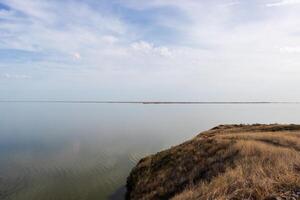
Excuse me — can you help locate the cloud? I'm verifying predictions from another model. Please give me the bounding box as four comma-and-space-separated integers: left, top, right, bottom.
219, 1, 240, 7
0, 0, 126, 60
101, 35, 119, 44
280, 46, 300, 53
1, 0, 300, 100
266, 0, 300, 7
131, 41, 172, 57
0, 73, 31, 79
72, 52, 81, 60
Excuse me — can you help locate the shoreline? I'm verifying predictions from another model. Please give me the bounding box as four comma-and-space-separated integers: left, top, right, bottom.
0, 100, 300, 104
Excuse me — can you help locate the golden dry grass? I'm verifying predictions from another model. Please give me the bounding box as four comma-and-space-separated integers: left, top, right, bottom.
126, 124, 300, 200
173, 140, 300, 200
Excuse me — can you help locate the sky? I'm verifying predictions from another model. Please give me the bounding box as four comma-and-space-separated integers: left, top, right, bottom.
1, 0, 300, 101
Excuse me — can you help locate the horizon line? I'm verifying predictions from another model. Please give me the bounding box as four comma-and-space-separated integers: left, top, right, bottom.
0, 100, 300, 104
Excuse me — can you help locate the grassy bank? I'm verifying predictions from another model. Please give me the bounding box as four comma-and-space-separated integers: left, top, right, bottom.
126, 124, 300, 200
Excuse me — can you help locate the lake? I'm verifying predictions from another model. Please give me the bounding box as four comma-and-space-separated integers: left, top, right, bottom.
1, 103, 300, 200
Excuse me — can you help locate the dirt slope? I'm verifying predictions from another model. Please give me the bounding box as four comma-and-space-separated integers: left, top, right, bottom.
126, 124, 300, 200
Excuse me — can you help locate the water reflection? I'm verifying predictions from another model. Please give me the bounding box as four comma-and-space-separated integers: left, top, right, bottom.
1, 103, 300, 199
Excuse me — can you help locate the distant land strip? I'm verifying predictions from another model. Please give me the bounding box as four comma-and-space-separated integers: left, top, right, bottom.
0, 100, 300, 104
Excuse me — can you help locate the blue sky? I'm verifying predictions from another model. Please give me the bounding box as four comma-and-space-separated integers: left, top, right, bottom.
1, 0, 300, 101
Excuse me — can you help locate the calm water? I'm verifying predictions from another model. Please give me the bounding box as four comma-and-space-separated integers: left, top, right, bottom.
1, 103, 300, 200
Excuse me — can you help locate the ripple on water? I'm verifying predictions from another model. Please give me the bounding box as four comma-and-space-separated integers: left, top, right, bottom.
0, 145, 146, 200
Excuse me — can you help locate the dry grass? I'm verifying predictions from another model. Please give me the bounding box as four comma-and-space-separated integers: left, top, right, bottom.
126, 124, 300, 200
174, 140, 300, 200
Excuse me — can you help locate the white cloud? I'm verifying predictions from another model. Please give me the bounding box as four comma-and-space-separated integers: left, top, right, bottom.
131, 41, 173, 57
131, 41, 153, 52
219, 1, 240, 7
0, 0, 126, 57
280, 46, 300, 53
2, 0, 300, 100
156, 47, 173, 57
0, 73, 31, 80
266, 0, 300, 7
73, 52, 81, 60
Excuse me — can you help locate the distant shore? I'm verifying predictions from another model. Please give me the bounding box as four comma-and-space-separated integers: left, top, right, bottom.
1, 100, 300, 104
